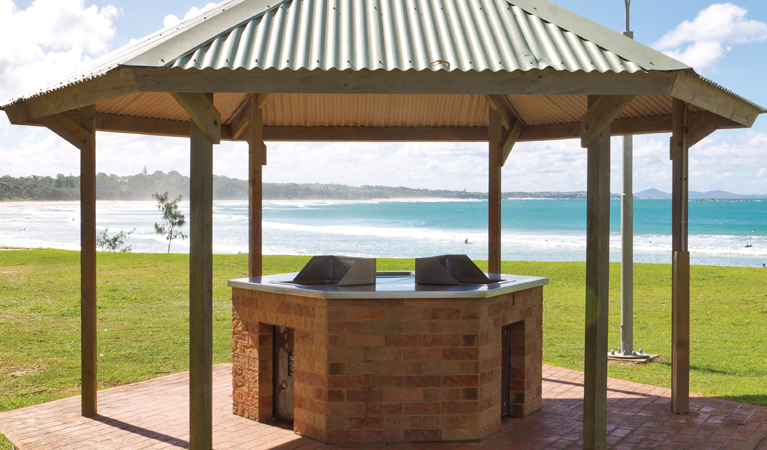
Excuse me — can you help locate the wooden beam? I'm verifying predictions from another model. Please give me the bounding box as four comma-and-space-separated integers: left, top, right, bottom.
37, 113, 94, 152
488, 108, 502, 274
89, 118, 491, 142
260, 126, 489, 142
3, 69, 139, 124
172, 92, 221, 144
583, 96, 611, 450
581, 95, 635, 147
671, 71, 762, 127
248, 95, 264, 278
501, 120, 522, 167
79, 106, 97, 417
485, 95, 523, 167
485, 95, 524, 129
133, 67, 679, 97
189, 93, 216, 450
53, 113, 738, 144
229, 100, 252, 141
95, 113, 190, 137
687, 113, 724, 148
229, 94, 272, 141
671, 99, 690, 414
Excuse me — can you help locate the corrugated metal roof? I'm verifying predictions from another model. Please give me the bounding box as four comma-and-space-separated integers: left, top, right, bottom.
168, 0, 646, 73
1, 0, 678, 108
1, 0, 763, 119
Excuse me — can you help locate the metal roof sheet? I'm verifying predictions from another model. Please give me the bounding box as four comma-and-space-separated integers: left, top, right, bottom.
167, 0, 647, 73
1, 0, 679, 108
1, 0, 763, 118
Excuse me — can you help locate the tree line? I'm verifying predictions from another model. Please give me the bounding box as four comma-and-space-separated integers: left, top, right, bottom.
0, 171, 599, 201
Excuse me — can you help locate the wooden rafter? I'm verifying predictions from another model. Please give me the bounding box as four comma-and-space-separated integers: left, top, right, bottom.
580, 95, 636, 148
485, 95, 523, 129
171, 92, 221, 144
486, 95, 523, 166
229, 94, 271, 140
501, 121, 522, 167
687, 112, 726, 148
37, 113, 94, 152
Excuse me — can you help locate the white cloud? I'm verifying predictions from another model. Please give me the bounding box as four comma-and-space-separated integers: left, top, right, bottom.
163, 2, 218, 29
0, 0, 119, 103
654, 3, 767, 70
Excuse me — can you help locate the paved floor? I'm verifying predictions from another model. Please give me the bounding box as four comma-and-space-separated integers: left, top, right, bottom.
1, 364, 766, 449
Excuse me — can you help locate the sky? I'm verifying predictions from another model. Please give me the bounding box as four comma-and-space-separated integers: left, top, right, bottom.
0, 0, 766, 194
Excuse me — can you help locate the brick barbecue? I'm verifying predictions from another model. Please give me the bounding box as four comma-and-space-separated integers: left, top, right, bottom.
229, 271, 547, 444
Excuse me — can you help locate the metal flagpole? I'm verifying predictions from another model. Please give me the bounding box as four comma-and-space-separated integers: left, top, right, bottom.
611, 0, 651, 362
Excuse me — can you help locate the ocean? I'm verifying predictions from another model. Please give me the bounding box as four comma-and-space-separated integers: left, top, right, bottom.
1, 199, 765, 267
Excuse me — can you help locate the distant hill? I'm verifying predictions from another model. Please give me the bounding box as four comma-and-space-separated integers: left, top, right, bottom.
635, 189, 767, 200
2, 172, 763, 201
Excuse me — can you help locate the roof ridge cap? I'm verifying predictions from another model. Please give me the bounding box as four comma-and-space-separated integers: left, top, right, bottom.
506, 0, 690, 72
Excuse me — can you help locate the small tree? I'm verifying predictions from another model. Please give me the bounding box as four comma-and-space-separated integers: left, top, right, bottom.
97, 228, 135, 252
153, 192, 187, 253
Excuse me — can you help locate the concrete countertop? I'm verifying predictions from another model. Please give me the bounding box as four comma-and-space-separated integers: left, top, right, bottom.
228, 271, 549, 299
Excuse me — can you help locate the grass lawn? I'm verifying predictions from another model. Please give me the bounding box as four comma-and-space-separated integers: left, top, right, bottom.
1, 249, 766, 447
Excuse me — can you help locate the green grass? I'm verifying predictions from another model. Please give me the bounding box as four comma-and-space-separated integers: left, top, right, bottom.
1, 249, 766, 447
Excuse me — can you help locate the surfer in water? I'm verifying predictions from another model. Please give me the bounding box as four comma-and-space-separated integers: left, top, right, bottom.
465, 238, 471, 244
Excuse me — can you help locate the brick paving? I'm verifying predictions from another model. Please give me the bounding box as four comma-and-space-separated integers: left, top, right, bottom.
1, 364, 766, 449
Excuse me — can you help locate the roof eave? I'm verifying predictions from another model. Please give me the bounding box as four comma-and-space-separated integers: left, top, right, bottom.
671, 71, 765, 127
2, 68, 139, 125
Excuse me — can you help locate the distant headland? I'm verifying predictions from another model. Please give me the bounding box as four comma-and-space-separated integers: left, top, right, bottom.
1, 171, 765, 202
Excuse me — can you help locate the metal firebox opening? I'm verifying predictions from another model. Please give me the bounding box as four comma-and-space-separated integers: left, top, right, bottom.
273, 326, 295, 422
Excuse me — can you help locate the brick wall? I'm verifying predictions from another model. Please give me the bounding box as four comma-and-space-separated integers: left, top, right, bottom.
232, 285, 543, 444
232, 289, 328, 442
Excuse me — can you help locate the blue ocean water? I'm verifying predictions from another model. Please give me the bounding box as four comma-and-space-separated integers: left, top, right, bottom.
0, 199, 765, 267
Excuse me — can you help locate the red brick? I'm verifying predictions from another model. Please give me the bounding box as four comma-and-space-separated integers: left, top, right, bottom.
328, 322, 366, 335
442, 401, 478, 414
404, 429, 441, 442
384, 389, 423, 402
328, 348, 365, 362
423, 308, 461, 320
365, 403, 403, 416
442, 375, 479, 387
326, 431, 366, 443
328, 390, 345, 402
328, 375, 365, 389
403, 348, 442, 361
385, 335, 423, 347
346, 389, 384, 402
404, 375, 441, 388
443, 348, 479, 360
326, 402, 364, 416
367, 375, 404, 388
347, 417, 384, 429
365, 429, 404, 442
347, 308, 386, 321
423, 334, 461, 347
365, 347, 402, 361
403, 402, 441, 415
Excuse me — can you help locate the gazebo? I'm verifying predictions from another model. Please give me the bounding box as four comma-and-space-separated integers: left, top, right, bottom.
1, 0, 764, 449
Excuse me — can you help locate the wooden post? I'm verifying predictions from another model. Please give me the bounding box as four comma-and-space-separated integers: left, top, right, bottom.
188, 93, 218, 450
80, 106, 97, 417
248, 95, 264, 277
488, 108, 502, 274
583, 96, 611, 450
671, 99, 690, 414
